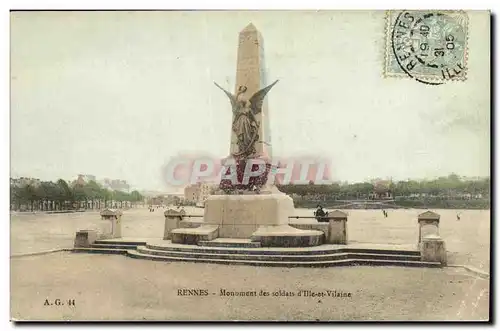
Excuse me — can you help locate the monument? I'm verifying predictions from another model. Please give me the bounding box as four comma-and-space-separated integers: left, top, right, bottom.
171, 23, 323, 246
72, 23, 447, 269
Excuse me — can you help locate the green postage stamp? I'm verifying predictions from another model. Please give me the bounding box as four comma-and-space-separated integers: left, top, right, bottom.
385, 10, 469, 85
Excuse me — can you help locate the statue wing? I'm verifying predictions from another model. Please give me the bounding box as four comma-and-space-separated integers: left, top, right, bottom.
249, 80, 279, 115
214, 82, 237, 112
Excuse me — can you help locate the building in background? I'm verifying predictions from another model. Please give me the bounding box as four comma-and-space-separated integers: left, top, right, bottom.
99, 178, 131, 193
184, 183, 215, 205
70, 174, 97, 187
370, 179, 393, 200
146, 193, 184, 206
83, 174, 96, 182
68, 175, 131, 192
71, 174, 86, 187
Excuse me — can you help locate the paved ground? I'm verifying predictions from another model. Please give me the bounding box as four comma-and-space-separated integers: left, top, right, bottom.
10, 207, 490, 321
10, 252, 489, 321
10, 207, 490, 272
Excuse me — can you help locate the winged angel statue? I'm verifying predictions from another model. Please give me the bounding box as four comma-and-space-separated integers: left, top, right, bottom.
214, 80, 279, 159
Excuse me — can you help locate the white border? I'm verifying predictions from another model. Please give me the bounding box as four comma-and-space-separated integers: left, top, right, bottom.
4, 0, 498, 10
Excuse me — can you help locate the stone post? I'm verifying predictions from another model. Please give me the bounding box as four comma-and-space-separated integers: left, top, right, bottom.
74, 230, 98, 248
417, 211, 446, 265
110, 214, 122, 238
99, 209, 123, 239
417, 210, 440, 245
164, 209, 186, 240
327, 210, 348, 245
420, 234, 447, 265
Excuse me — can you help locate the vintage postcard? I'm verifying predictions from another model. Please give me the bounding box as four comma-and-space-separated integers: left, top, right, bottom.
10, 10, 490, 321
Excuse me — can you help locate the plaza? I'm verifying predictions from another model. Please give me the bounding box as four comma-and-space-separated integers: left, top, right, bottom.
10, 207, 490, 321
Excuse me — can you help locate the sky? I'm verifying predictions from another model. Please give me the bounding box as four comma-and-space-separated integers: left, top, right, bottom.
10, 11, 490, 191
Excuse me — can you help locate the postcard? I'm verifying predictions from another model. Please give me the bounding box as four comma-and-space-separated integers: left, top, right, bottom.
10, 10, 490, 321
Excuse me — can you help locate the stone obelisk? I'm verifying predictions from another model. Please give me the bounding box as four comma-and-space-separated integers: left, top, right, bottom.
230, 23, 272, 158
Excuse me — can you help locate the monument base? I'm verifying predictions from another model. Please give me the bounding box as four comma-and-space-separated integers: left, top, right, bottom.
166, 191, 324, 247
204, 193, 294, 238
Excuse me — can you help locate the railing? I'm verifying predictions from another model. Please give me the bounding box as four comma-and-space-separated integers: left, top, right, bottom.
288, 216, 336, 220
169, 214, 203, 218
168, 214, 336, 221
167, 215, 335, 219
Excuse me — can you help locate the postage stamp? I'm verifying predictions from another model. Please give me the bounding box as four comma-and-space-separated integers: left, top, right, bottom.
385, 10, 469, 84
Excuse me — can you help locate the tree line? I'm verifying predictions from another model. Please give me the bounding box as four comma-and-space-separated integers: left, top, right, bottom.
276, 174, 490, 201
10, 178, 144, 212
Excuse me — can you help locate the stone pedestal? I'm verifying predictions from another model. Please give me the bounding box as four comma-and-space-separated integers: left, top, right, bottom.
100, 208, 123, 239
327, 210, 348, 244
418, 210, 440, 244
74, 230, 98, 248
110, 217, 122, 238
204, 193, 294, 238
163, 208, 186, 240
420, 235, 447, 265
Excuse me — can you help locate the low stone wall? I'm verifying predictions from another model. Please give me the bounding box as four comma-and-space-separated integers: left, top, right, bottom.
289, 219, 348, 245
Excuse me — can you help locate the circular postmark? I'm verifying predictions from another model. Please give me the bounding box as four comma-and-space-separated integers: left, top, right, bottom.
391, 11, 468, 85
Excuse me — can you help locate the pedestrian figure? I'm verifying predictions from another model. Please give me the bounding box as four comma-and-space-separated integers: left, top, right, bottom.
314, 205, 328, 222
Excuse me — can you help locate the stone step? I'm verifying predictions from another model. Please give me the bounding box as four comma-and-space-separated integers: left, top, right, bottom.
198, 239, 261, 248
94, 239, 148, 246
136, 246, 421, 262
146, 243, 421, 257
90, 243, 139, 249
72, 247, 128, 255
126, 250, 441, 268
